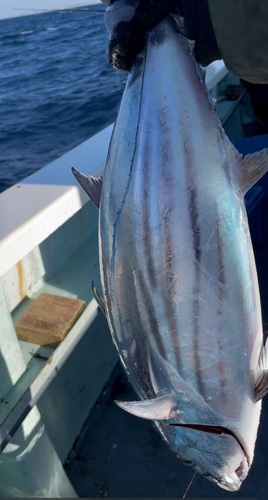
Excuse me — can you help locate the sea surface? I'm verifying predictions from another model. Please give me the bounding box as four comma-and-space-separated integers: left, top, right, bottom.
0, 5, 125, 192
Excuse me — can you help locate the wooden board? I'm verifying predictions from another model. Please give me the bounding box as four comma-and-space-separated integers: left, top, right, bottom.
15, 293, 86, 346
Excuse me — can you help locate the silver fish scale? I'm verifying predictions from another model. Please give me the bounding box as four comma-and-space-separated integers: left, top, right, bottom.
98, 16, 263, 478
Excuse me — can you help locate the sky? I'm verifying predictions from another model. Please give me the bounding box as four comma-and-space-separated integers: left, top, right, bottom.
0, 0, 101, 20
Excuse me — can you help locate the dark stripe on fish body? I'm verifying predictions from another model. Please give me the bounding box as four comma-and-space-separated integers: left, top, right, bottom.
140, 135, 158, 291
161, 201, 182, 366
214, 218, 228, 406
189, 186, 205, 395
142, 210, 158, 290
183, 140, 205, 395
136, 268, 167, 359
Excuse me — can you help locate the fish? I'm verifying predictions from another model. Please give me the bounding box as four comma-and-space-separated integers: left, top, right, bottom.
72, 15, 268, 492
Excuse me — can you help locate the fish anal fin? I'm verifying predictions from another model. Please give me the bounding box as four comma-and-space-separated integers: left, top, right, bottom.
115, 393, 180, 420
254, 339, 268, 401
92, 281, 106, 316
72, 167, 102, 209
238, 149, 268, 195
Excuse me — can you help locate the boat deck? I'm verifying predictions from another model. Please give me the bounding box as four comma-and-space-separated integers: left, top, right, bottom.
65, 176, 268, 499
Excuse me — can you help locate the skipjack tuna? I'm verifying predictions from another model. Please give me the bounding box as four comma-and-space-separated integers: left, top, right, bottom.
73, 15, 268, 492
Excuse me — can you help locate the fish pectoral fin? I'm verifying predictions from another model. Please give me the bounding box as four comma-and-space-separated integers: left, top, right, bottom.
254, 340, 268, 401
91, 281, 106, 316
115, 394, 179, 420
72, 167, 102, 209
238, 149, 268, 195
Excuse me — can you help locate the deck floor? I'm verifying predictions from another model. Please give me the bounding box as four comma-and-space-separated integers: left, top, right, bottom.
65, 191, 268, 499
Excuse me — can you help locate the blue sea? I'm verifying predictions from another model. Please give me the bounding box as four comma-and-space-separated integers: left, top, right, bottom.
0, 5, 125, 193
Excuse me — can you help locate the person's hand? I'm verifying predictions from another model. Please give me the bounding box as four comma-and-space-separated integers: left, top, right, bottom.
102, 0, 221, 72
103, 0, 268, 85
104, 0, 180, 72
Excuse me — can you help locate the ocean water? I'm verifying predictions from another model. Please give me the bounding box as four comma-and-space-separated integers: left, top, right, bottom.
0, 5, 125, 193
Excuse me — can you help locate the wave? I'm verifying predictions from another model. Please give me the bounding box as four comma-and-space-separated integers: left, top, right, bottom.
0, 5, 124, 193
20, 30, 34, 35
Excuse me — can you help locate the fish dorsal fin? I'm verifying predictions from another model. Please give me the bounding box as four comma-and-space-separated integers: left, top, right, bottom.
115, 394, 179, 420
254, 340, 268, 402
72, 167, 102, 209
91, 281, 106, 316
237, 149, 268, 195
181, 36, 195, 54
195, 62, 206, 84
171, 15, 195, 53
171, 14, 185, 31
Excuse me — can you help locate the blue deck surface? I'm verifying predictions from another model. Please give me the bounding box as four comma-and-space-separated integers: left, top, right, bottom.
65, 134, 268, 499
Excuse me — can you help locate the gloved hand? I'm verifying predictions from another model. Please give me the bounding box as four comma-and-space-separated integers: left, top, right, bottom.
102, 0, 221, 72
103, 0, 268, 85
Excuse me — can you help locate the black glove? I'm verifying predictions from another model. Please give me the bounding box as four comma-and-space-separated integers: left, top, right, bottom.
103, 0, 221, 72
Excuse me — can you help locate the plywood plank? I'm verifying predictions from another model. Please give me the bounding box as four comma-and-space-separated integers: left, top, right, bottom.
15, 293, 85, 346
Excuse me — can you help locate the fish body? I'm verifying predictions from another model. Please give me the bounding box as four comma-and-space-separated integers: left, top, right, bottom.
73, 16, 268, 491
